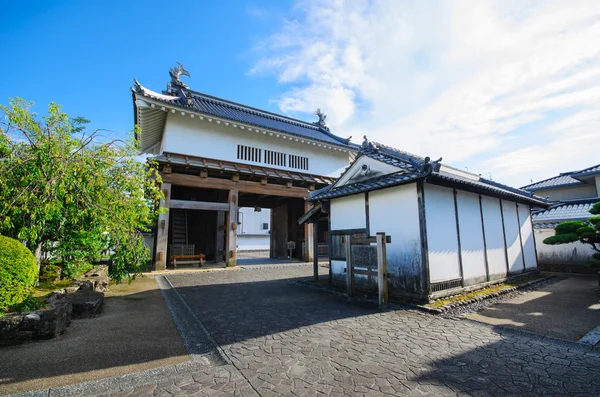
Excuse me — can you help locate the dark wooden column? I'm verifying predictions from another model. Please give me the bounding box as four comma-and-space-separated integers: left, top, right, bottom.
304, 201, 315, 263
154, 183, 171, 271
313, 219, 319, 281
225, 190, 238, 267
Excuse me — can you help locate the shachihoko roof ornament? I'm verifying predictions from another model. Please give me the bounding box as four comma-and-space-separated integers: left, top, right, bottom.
169, 62, 191, 88
313, 108, 329, 131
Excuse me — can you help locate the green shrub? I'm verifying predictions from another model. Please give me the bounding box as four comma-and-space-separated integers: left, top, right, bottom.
0, 235, 38, 312
9, 295, 43, 313
39, 262, 61, 284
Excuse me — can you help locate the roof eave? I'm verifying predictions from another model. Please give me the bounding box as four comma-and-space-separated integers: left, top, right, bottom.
135, 93, 356, 152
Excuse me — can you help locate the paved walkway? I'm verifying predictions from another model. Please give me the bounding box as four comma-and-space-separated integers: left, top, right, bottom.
113, 265, 600, 397
468, 274, 600, 342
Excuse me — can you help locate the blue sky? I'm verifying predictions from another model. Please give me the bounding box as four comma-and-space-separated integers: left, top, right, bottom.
0, 1, 292, 137
1, 0, 599, 187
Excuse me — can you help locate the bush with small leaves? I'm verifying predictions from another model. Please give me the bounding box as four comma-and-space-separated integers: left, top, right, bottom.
0, 235, 38, 312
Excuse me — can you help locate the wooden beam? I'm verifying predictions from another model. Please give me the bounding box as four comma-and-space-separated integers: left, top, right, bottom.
345, 235, 354, 300
161, 172, 310, 198
305, 201, 315, 264
376, 232, 389, 309
225, 190, 238, 267
313, 217, 319, 281
232, 174, 240, 182
170, 199, 229, 212
200, 170, 208, 178
155, 183, 171, 271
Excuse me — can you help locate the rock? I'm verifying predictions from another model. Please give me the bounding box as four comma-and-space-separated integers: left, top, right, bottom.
21, 312, 41, 331
66, 291, 104, 319
65, 286, 80, 294
35, 302, 72, 339
0, 314, 24, 343
72, 279, 94, 291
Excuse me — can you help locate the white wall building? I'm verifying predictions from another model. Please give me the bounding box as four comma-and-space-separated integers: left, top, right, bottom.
237, 207, 271, 251
307, 140, 548, 301
522, 164, 600, 265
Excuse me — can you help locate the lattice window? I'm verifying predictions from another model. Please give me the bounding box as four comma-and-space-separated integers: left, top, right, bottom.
237, 144, 262, 163
264, 149, 287, 167
288, 154, 309, 170
237, 145, 309, 171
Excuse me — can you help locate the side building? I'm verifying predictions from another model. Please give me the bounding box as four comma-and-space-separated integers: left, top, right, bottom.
522, 164, 600, 265
133, 65, 356, 269
304, 139, 548, 301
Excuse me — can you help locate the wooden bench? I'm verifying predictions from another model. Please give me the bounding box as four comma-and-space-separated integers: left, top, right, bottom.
169, 244, 205, 268
171, 254, 206, 268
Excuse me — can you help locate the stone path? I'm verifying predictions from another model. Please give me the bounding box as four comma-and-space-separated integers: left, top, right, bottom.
111, 265, 600, 397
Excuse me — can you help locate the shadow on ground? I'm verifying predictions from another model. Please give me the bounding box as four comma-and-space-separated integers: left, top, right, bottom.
0, 277, 189, 396
468, 274, 600, 341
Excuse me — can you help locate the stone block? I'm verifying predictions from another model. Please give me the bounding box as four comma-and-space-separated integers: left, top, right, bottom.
35, 302, 72, 339
66, 290, 104, 319
0, 314, 24, 343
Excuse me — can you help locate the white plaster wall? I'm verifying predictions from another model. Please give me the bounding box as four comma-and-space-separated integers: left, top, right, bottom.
237, 235, 270, 251
161, 113, 352, 177
238, 207, 271, 235
368, 184, 423, 292
535, 228, 597, 264
532, 185, 597, 202
481, 196, 508, 280
424, 184, 461, 282
456, 191, 487, 285
502, 200, 524, 273
518, 204, 537, 270
330, 194, 367, 231
335, 156, 401, 187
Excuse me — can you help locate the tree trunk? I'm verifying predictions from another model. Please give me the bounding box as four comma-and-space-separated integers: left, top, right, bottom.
34, 242, 42, 287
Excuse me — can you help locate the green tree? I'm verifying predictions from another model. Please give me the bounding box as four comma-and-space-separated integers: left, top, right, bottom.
0, 98, 163, 283
543, 201, 600, 262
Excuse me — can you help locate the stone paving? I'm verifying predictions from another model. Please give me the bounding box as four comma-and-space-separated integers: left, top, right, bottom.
112, 265, 600, 397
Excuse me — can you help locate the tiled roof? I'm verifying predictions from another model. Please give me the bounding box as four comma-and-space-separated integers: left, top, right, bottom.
521, 174, 584, 191
307, 171, 423, 201
532, 199, 597, 223
133, 81, 354, 149
521, 163, 600, 191
308, 142, 548, 206
572, 164, 600, 177
151, 153, 336, 185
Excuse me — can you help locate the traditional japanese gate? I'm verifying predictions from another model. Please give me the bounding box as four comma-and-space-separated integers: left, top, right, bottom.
345, 232, 391, 309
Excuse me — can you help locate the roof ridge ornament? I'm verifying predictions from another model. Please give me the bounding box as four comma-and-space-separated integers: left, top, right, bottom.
411, 156, 442, 175
313, 108, 329, 131
360, 135, 377, 151
169, 62, 191, 88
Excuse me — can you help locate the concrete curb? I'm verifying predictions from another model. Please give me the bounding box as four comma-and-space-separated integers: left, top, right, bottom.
157, 275, 229, 366
5, 277, 227, 397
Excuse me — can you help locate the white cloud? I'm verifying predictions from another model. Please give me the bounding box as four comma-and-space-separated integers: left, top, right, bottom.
252, 0, 600, 187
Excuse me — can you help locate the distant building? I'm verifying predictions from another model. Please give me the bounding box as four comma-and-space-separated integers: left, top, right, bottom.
237, 207, 271, 251
522, 164, 600, 265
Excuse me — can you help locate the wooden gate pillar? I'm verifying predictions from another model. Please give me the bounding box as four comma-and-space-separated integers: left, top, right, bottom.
155, 183, 171, 271
225, 190, 238, 267
304, 201, 315, 263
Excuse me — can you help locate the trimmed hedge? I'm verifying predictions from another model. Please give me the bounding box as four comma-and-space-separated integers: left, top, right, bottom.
0, 235, 38, 312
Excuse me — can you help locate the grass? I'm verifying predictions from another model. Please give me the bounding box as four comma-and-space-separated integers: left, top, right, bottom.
426, 274, 546, 308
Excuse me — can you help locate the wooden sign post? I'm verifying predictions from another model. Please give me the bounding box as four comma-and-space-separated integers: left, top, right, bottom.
376, 232, 389, 309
